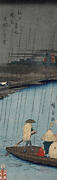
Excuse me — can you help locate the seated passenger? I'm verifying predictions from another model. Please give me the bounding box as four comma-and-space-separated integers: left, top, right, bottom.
41, 129, 56, 155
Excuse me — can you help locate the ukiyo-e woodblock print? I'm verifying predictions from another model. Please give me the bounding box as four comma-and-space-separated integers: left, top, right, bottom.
0, 0, 57, 180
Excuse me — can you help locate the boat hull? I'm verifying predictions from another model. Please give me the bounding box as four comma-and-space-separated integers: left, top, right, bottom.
6, 146, 57, 167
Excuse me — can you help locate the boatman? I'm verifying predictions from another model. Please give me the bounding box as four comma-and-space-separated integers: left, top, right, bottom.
22, 119, 36, 148
14, 119, 36, 148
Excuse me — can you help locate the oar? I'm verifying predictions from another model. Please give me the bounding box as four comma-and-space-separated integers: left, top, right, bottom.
5, 140, 23, 156
14, 139, 23, 146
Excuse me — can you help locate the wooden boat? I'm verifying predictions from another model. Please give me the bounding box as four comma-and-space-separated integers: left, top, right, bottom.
6, 146, 57, 167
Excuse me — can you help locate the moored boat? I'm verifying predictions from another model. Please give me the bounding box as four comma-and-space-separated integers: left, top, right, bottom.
6, 146, 57, 167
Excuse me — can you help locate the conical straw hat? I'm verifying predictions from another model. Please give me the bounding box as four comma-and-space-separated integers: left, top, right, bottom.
25, 119, 35, 123
41, 129, 56, 142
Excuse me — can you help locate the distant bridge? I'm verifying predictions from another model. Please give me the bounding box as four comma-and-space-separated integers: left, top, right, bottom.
8, 49, 57, 63
9, 49, 57, 58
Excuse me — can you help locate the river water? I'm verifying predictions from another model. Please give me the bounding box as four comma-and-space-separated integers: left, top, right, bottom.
0, 82, 57, 179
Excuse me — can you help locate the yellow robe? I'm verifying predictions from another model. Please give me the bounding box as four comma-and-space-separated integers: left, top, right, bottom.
22, 123, 32, 141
